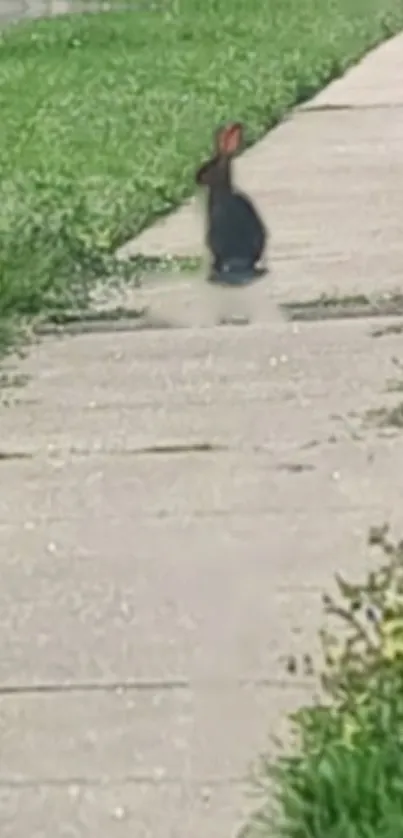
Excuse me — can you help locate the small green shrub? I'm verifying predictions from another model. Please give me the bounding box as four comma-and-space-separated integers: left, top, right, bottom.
252, 525, 403, 838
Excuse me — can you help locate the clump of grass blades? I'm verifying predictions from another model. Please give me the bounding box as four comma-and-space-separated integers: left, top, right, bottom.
250, 525, 403, 838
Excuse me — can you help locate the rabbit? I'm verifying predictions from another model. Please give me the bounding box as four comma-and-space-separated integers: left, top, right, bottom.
195, 122, 268, 286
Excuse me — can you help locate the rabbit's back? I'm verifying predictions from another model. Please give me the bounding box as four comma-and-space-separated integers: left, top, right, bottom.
207, 189, 266, 271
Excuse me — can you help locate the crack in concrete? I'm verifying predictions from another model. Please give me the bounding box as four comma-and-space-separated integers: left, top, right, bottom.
0, 775, 245, 790
302, 102, 403, 112
0, 451, 33, 461
0, 676, 313, 698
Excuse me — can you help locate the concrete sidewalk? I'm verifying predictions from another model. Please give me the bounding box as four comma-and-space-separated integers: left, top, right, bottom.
2, 34, 403, 838
0, 2, 122, 25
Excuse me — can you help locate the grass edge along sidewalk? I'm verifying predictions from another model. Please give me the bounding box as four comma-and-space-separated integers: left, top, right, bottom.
1, 0, 403, 354
244, 525, 403, 838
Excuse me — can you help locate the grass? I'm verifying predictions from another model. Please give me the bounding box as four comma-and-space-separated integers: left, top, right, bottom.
245, 526, 403, 838
1, 0, 403, 348
372, 322, 403, 338
366, 401, 403, 430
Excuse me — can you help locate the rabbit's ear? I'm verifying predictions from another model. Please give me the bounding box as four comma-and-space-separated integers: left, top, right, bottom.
217, 122, 243, 155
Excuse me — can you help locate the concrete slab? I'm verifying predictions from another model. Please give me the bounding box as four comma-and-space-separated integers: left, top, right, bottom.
304, 34, 403, 108
1, 438, 403, 523
0, 1, 128, 23
1, 685, 308, 784
0, 501, 397, 690
0, 317, 399, 457
0, 783, 250, 838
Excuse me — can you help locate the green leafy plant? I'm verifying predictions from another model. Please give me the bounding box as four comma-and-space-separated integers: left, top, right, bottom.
248, 526, 403, 838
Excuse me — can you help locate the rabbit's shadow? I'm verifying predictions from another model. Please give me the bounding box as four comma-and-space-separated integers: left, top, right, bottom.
141, 308, 252, 330
139, 276, 269, 330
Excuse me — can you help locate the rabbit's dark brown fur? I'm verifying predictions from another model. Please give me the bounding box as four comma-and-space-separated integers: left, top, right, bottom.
196, 123, 267, 284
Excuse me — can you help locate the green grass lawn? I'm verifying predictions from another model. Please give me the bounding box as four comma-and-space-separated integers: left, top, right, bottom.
246, 527, 403, 838
0, 0, 403, 342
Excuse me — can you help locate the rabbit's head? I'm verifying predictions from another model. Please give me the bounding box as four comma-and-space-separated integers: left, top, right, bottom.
195, 122, 243, 189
